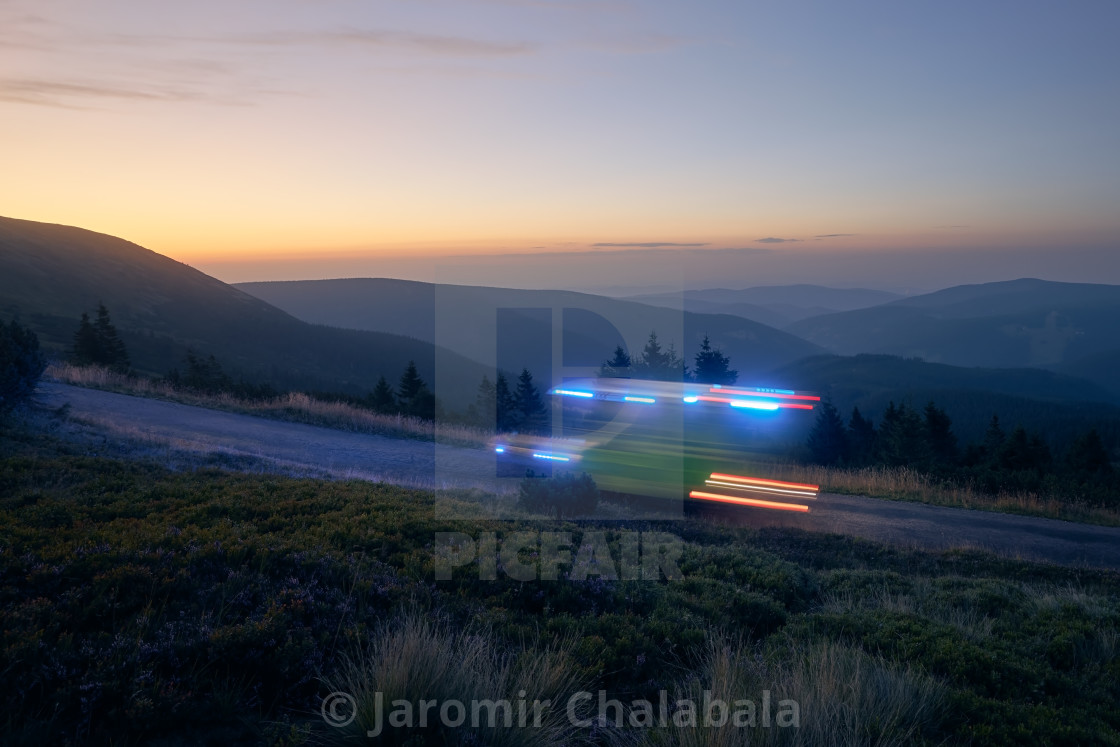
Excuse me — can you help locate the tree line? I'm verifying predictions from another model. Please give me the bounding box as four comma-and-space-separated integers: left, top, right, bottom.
600, 331, 738, 385
807, 398, 1116, 503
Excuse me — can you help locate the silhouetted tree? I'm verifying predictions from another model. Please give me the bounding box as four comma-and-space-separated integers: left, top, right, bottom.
878, 402, 926, 466
692, 335, 738, 385
983, 415, 1005, 462
1000, 425, 1050, 473
0, 318, 46, 415
70, 303, 129, 371
71, 313, 100, 366
495, 372, 517, 432
923, 401, 957, 466
181, 351, 232, 393
515, 368, 548, 434
632, 331, 687, 381
599, 345, 632, 378
368, 375, 396, 414
397, 360, 434, 419
848, 407, 877, 466
94, 304, 129, 371
1066, 429, 1112, 475
806, 399, 848, 465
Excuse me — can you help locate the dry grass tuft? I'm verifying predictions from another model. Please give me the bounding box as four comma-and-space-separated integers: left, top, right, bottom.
321, 610, 594, 746
648, 636, 947, 747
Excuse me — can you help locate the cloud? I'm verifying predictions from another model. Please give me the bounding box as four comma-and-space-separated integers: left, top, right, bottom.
755, 237, 800, 244
814, 233, 857, 238
234, 29, 535, 57
0, 77, 217, 108
593, 242, 709, 248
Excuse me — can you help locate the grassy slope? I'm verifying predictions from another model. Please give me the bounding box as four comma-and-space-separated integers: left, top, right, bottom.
0, 216, 487, 405
1, 432, 1117, 745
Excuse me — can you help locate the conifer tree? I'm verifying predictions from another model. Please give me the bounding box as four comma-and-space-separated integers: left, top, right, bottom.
1067, 429, 1112, 475
806, 399, 848, 465
692, 335, 738, 385
599, 345, 631, 378
515, 368, 548, 434
70, 303, 129, 371
632, 331, 687, 381
368, 375, 396, 414
922, 401, 957, 466
983, 415, 1006, 465
94, 303, 129, 371
71, 312, 100, 366
494, 372, 517, 432
397, 361, 433, 418
878, 402, 925, 466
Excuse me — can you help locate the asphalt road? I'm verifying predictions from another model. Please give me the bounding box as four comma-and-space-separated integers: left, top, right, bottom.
36, 382, 1120, 570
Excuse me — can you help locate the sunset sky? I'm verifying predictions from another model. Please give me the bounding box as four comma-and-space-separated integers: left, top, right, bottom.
2, 0, 1118, 290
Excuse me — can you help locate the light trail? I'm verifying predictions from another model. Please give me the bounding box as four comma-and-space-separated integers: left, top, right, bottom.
704, 479, 818, 498
708, 472, 820, 491
709, 387, 821, 402
728, 399, 781, 411
533, 452, 572, 462
689, 490, 810, 512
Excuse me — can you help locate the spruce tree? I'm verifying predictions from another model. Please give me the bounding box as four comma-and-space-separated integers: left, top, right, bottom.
806, 399, 848, 465
397, 361, 433, 418
368, 375, 396, 414
515, 368, 548, 434
632, 331, 686, 381
1067, 429, 1112, 475
94, 303, 130, 371
71, 312, 100, 366
494, 372, 517, 432
922, 401, 957, 466
70, 304, 129, 371
692, 335, 738, 385
878, 402, 925, 466
599, 345, 631, 378
983, 415, 1005, 466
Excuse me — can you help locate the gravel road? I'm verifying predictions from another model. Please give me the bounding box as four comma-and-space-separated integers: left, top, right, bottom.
36, 382, 1120, 570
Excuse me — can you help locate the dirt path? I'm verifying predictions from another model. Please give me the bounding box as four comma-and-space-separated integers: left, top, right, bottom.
36, 382, 1120, 570
36, 382, 495, 491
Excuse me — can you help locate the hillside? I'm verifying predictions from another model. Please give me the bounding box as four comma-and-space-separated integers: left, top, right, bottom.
623, 284, 902, 327
235, 278, 824, 380
0, 216, 487, 404
787, 278, 1120, 367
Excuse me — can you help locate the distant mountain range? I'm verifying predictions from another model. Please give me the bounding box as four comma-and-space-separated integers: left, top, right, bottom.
4, 215, 1119, 443
234, 278, 825, 381
786, 278, 1120, 369
621, 285, 902, 327
0, 216, 488, 404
